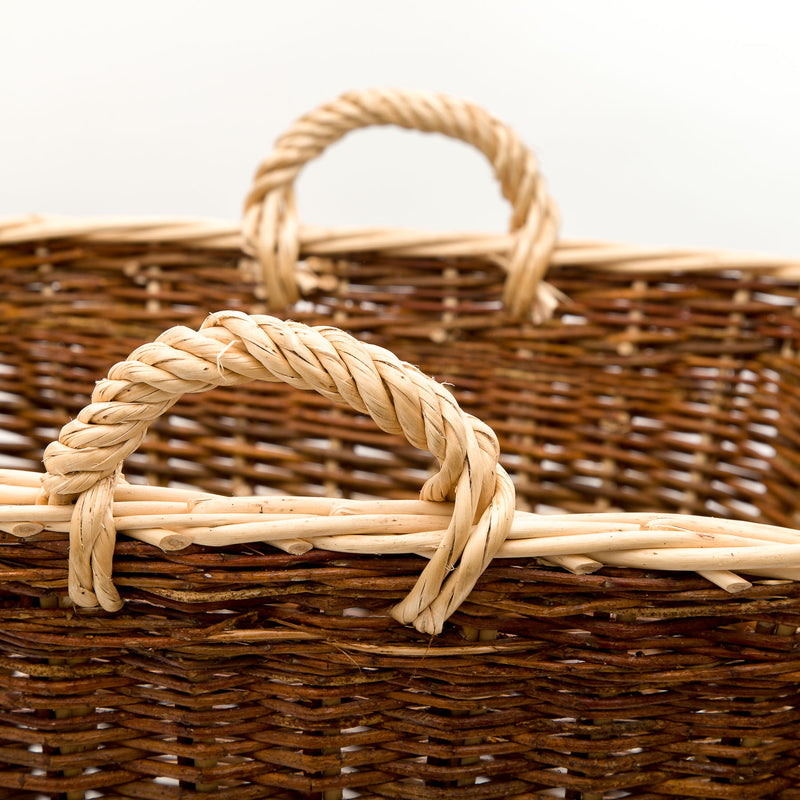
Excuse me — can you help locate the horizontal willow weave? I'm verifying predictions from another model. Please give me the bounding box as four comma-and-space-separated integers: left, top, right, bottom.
2, 88, 800, 799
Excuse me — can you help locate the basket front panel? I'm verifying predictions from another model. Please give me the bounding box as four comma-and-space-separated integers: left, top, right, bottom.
1, 546, 800, 799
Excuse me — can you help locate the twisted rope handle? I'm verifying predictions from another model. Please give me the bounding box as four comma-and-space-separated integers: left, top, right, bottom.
243, 87, 560, 319
41, 311, 515, 634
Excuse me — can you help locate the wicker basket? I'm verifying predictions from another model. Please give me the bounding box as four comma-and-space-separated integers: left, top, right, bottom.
2, 88, 800, 800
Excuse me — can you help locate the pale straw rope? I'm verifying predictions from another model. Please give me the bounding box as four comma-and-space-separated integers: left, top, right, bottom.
38, 311, 515, 635
241, 88, 560, 319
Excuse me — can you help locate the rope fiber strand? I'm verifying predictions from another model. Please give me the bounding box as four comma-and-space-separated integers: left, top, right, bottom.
41, 311, 515, 634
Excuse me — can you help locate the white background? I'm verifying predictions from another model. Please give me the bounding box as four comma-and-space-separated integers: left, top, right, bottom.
1, 0, 799, 255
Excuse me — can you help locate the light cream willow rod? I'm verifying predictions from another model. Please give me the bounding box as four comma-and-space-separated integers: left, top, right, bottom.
4, 468, 800, 595
2, 216, 799, 279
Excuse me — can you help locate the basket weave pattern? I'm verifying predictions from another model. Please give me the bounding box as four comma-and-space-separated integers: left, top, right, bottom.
2, 89, 800, 799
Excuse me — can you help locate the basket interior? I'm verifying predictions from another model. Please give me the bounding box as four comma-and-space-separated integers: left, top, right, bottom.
2, 241, 799, 528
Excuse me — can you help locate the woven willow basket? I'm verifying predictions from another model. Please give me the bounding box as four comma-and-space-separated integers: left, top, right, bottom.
2, 89, 800, 800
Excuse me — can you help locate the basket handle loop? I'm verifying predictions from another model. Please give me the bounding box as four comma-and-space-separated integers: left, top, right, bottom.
41, 310, 515, 635
243, 88, 560, 320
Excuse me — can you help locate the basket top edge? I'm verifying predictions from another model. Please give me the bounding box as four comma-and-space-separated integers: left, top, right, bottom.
1, 214, 799, 278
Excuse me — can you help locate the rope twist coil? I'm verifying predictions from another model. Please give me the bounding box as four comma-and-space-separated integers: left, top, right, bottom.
42, 311, 515, 634
242, 88, 560, 319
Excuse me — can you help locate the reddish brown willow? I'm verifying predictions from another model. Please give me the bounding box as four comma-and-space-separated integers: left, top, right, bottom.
2, 88, 800, 800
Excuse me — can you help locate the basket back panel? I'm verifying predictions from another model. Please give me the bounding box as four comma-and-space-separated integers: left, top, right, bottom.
2, 245, 797, 528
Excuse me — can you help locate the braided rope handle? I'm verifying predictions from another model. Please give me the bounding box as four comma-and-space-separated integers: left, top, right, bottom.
41, 311, 515, 635
242, 87, 560, 319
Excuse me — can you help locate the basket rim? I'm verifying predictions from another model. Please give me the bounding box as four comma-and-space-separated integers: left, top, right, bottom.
2, 214, 799, 280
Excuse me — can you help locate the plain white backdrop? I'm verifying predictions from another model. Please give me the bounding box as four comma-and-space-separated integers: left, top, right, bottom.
1, 0, 799, 255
